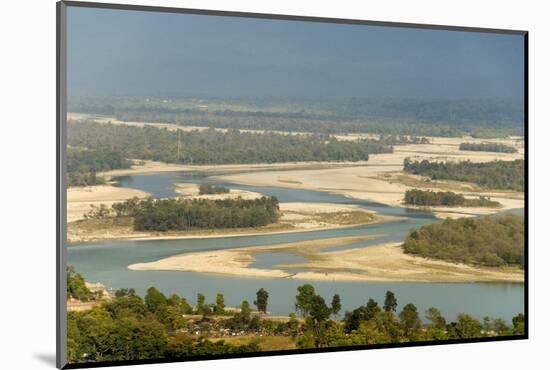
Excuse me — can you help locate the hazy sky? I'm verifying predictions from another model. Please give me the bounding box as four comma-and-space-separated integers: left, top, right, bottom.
67, 6, 524, 100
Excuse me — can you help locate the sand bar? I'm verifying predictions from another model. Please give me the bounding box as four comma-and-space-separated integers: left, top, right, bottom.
174, 183, 264, 200
216, 136, 524, 219
67, 201, 392, 243
67, 185, 150, 222
129, 237, 523, 283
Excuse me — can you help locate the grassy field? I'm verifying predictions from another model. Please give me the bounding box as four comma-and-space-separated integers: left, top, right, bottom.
214, 335, 296, 351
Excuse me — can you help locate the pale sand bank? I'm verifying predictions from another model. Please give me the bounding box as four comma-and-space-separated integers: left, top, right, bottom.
99, 160, 191, 179
174, 183, 264, 200
129, 236, 377, 278
99, 159, 368, 180
69, 112, 371, 141
67, 202, 390, 243
129, 237, 523, 283
216, 137, 524, 219
67, 185, 150, 222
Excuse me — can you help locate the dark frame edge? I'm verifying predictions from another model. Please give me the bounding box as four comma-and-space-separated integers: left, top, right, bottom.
523, 32, 529, 339
57, 1, 68, 369
62, 334, 527, 369
61, 0, 527, 35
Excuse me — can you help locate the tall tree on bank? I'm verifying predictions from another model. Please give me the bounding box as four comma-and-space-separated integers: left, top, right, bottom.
295, 284, 317, 317
214, 293, 226, 315
196, 293, 210, 315
384, 291, 398, 313
254, 288, 269, 314
145, 287, 167, 313
308, 295, 332, 348
331, 294, 342, 318
240, 300, 251, 322
399, 303, 421, 336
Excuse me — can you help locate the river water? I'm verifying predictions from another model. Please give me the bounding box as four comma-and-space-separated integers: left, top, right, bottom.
67, 171, 524, 322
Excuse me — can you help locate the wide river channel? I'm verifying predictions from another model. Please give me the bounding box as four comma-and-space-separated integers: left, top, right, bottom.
67, 171, 524, 321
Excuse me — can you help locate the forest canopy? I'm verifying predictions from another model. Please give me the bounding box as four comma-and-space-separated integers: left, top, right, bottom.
459, 142, 517, 153
404, 189, 500, 207
403, 158, 524, 191
69, 96, 524, 138
66, 269, 525, 364
67, 148, 132, 187
402, 215, 524, 268
95, 196, 281, 231
68, 121, 393, 165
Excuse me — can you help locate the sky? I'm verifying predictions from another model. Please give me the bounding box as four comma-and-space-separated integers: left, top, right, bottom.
67, 6, 525, 100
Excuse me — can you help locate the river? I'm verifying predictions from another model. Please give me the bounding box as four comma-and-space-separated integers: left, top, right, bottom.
67, 171, 524, 322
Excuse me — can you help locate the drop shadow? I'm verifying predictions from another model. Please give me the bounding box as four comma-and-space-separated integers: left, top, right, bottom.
34, 353, 57, 367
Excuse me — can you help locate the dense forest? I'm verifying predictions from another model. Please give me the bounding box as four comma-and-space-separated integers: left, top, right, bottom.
87, 196, 281, 231
459, 142, 517, 153
402, 215, 524, 268
68, 121, 393, 164
67, 270, 525, 364
403, 158, 524, 191
404, 189, 500, 207
69, 96, 524, 138
67, 148, 132, 187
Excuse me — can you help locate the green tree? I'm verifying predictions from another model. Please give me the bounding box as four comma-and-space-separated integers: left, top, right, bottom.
366, 298, 381, 319
425, 307, 446, 329
448, 314, 482, 339
343, 299, 381, 333
286, 313, 300, 337
240, 300, 251, 321
310, 295, 331, 324
425, 307, 447, 340
399, 303, 421, 335
357, 311, 403, 345
114, 288, 136, 298
306, 295, 332, 348
512, 313, 525, 335
196, 293, 210, 315
214, 293, 226, 315
330, 294, 342, 317
166, 294, 192, 314
383, 291, 397, 313
254, 288, 269, 314
482, 317, 510, 335
295, 284, 316, 317
67, 266, 95, 302
144, 287, 167, 313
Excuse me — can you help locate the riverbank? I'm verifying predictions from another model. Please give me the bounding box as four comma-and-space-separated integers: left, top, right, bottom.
99, 159, 370, 180
174, 183, 264, 200
67, 185, 150, 222
71, 112, 524, 219
216, 136, 524, 219
67, 202, 392, 243
128, 236, 524, 283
